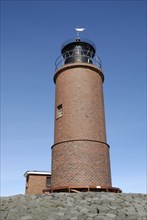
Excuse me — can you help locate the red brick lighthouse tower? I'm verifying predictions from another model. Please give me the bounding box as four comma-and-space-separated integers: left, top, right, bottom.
51, 30, 121, 193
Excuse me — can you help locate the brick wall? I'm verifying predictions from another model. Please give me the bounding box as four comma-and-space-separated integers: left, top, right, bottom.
54, 63, 106, 143
52, 140, 112, 187
52, 63, 112, 188
25, 175, 49, 194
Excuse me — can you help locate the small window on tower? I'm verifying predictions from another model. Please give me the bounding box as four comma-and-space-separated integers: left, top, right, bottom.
57, 104, 62, 118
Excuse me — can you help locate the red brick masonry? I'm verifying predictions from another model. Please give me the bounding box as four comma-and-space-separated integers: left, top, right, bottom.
24, 172, 51, 194
52, 63, 112, 189
52, 140, 111, 187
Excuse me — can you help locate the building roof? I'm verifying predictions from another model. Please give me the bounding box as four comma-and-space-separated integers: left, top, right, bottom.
24, 170, 51, 177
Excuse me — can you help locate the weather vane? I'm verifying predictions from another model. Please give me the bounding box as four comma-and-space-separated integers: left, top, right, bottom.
75, 27, 86, 38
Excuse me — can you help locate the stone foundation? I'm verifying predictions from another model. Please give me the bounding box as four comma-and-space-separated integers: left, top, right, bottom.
1, 192, 147, 220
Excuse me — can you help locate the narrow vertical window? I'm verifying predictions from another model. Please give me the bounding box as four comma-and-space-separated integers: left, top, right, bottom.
46, 176, 51, 186
57, 104, 62, 118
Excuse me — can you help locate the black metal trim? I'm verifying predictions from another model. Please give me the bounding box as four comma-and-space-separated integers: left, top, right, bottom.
61, 37, 96, 51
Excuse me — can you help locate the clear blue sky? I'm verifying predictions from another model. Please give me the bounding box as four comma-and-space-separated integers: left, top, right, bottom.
1, 0, 146, 196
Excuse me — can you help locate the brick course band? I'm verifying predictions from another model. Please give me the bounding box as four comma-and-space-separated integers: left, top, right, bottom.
51, 139, 110, 149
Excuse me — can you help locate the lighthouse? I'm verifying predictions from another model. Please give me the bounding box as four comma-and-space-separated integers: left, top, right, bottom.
51, 31, 121, 193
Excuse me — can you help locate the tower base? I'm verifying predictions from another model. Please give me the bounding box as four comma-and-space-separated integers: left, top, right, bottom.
43, 185, 122, 194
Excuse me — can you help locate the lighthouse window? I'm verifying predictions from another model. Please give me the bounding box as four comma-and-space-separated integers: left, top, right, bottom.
57, 104, 62, 118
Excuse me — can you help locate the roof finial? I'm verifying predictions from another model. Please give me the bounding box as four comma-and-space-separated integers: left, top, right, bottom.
75, 27, 85, 39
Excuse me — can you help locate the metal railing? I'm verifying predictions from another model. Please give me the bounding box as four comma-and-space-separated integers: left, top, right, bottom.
55, 52, 102, 70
